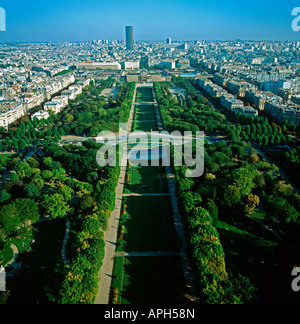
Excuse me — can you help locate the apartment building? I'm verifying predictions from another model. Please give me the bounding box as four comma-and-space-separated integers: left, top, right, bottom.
237, 106, 258, 117
198, 78, 227, 98
122, 61, 140, 70
226, 80, 257, 98
0, 101, 25, 129
61, 89, 76, 100
265, 99, 300, 126
220, 94, 244, 111
68, 85, 82, 97
44, 101, 62, 114
78, 62, 122, 70
245, 91, 272, 110
77, 78, 92, 89
31, 110, 50, 120
22, 92, 44, 112
213, 73, 228, 87
51, 95, 69, 109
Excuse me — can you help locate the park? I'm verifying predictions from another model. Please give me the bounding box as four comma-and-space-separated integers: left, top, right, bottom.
110, 86, 186, 304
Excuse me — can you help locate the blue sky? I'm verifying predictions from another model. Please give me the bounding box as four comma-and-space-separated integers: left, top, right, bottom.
0, 0, 299, 42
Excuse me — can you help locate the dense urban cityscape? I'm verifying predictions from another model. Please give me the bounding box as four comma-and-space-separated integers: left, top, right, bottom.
0, 10, 299, 307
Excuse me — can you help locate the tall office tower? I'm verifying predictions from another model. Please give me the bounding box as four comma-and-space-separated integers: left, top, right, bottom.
126, 26, 134, 51
166, 37, 172, 44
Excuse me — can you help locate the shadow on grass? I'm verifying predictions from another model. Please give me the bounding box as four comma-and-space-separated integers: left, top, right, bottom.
6, 218, 66, 304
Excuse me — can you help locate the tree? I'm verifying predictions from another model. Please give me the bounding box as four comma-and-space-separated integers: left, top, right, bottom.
19, 139, 27, 151
15, 162, 33, 179
0, 189, 11, 204
266, 196, 299, 223
230, 166, 258, 197
245, 194, 260, 212
224, 274, 255, 304
223, 185, 242, 208
0, 198, 40, 235
59, 185, 74, 202
42, 170, 53, 180
24, 182, 39, 199
41, 193, 70, 219
273, 181, 294, 198
205, 199, 219, 225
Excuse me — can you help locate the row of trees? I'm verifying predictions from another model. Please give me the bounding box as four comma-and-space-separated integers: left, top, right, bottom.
0, 80, 136, 304
158, 77, 300, 303
57, 82, 135, 304
0, 114, 63, 152
154, 81, 227, 135
226, 113, 293, 146
176, 172, 255, 304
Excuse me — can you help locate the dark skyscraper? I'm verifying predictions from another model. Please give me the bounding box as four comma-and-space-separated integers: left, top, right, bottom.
126, 26, 134, 51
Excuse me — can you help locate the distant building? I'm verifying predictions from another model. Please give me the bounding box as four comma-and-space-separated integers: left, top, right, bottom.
78, 62, 121, 70
265, 100, 300, 126
122, 62, 140, 70
126, 74, 140, 82
31, 110, 50, 121
22, 92, 44, 112
52, 95, 69, 109
0, 101, 25, 129
126, 26, 134, 51
166, 37, 172, 44
236, 106, 258, 117
176, 58, 190, 69
213, 74, 228, 87
126, 71, 168, 83
220, 94, 244, 111
226, 80, 256, 98
44, 101, 62, 114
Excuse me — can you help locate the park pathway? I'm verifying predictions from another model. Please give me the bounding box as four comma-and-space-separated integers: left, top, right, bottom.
122, 193, 170, 197
114, 251, 180, 258
95, 84, 137, 305
61, 216, 70, 266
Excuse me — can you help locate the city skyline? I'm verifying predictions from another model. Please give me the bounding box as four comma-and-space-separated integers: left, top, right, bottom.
0, 0, 299, 42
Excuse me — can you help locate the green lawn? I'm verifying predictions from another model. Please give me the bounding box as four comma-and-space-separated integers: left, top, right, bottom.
112, 256, 183, 304
134, 121, 156, 132
7, 219, 66, 304
133, 104, 155, 132
216, 219, 279, 267
124, 165, 168, 194
216, 217, 286, 303
136, 87, 153, 103
125, 196, 170, 252
135, 104, 154, 114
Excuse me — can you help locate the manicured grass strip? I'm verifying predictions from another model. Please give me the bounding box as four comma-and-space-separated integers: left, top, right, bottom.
111, 256, 125, 304
136, 87, 153, 103
134, 121, 156, 132
119, 256, 182, 304
124, 165, 168, 194
125, 196, 169, 252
